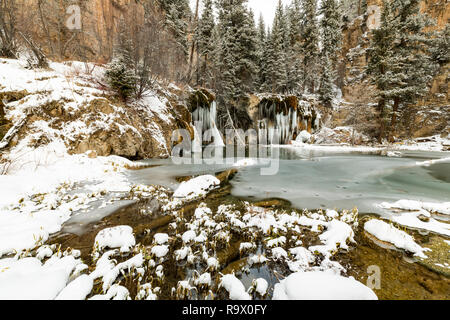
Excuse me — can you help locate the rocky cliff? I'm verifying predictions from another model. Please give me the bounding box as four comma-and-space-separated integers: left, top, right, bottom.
338, 0, 449, 139
16, 0, 146, 62
0, 58, 193, 163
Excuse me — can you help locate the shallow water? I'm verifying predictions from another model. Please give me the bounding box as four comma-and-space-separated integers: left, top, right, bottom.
126, 147, 450, 216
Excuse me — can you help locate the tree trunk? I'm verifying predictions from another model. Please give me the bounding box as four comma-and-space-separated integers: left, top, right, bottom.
0, 103, 5, 123
378, 98, 385, 143
187, 0, 199, 83
389, 97, 400, 143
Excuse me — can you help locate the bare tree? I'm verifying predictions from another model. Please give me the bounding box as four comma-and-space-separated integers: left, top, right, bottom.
0, 0, 18, 58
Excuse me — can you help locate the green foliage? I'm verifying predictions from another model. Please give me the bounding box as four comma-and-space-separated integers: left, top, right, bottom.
301, 0, 320, 93
105, 38, 136, 102
215, 0, 258, 105
430, 24, 450, 65
367, 0, 437, 105
319, 54, 335, 108
320, 0, 342, 64
161, 0, 192, 57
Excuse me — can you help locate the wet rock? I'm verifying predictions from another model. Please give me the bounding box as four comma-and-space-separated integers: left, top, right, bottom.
418, 214, 430, 223
216, 240, 241, 267
221, 257, 248, 275
254, 198, 292, 208
216, 169, 238, 186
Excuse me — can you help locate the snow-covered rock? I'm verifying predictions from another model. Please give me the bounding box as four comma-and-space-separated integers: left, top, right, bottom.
173, 175, 220, 199
219, 274, 251, 300
94, 226, 136, 253
295, 130, 312, 143
364, 219, 429, 258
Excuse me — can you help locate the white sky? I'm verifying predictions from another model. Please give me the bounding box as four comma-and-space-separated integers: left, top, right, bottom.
189, 0, 293, 26
247, 0, 292, 25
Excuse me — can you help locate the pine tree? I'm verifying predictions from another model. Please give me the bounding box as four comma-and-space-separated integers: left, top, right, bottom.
260, 27, 274, 92
106, 18, 137, 100
285, 0, 303, 93
318, 0, 342, 105
105, 33, 136, 102
266, 0, 288, 93
319, 54, 334, 108
162, 0, 191, 58
320, 0, 342, 64
367, 0, 437, 142
196, 0, 215, 86
430, 24, 450, 65
366, 0, 394, 141
215, 0, 257, 103
341, 0, 367, 23
256, 14, 267, 90
238, 8, 259, 93
301, 0, 320, 93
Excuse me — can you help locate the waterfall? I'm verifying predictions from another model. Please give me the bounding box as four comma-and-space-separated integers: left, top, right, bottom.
256, 96, 320, 145
192, 100, 224, 147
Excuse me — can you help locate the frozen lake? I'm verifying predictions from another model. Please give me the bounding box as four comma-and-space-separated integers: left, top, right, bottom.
126, 146, 450, 215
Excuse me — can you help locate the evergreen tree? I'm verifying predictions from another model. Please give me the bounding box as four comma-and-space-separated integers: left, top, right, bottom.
105, 28, 136, 102
238, 8, 259, 93
162, 0, 192, 58
318, 0, 342, 105
260, 27, 274, 92
301, 0, 320, 93
256, 14, 267, 90
215, 0, 257, 103
320, 0, 342, 64
430, 24, 450, 65
285, 0, 303, 93
319, 54, 335, 108
367, 0, 437, 142
266, 0, 288, 93
366, 0, 394, 141
341, 0, 367, 23
196, 0, 215, 86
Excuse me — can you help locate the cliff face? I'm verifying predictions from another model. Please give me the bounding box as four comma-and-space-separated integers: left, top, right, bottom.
341, 0, 449, 106
17, 0, 145, 62
339, 0, 449, 139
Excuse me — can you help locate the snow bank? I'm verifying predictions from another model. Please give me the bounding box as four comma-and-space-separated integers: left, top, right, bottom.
0, 255, 81, 300
272, 271, 377, 300
364, 219, 429, 259
283, 143, 381, 153
391, 135, 450, 152
153, 233, 169, 245
380, 199, 450, 216
253, 278, 268, 296
379, 200, 450, 236
55, 275, 93, 300
392, 212, 450, 237
89, 284, 130, 300
0, 153, 143, 257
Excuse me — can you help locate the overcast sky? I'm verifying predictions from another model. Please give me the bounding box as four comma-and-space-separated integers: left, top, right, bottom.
189, 0, 293, 26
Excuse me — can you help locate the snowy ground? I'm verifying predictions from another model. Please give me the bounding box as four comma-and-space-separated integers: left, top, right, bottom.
288, 131, 450, 154
0, 57, 175, 163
